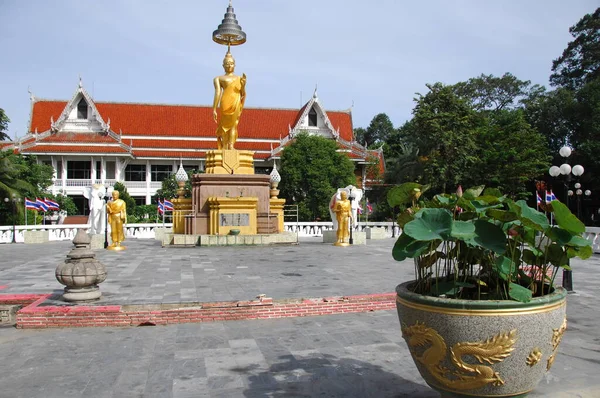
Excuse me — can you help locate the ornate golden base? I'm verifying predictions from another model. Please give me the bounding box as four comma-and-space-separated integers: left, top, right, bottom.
205, 150, 255, 175
334, 242, 350, 247
106, 245, 126, 251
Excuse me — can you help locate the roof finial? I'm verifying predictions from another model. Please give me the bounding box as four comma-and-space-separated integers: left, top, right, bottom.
313, 84, 318, 99
229, 0, 232, 6
78, 75, 83, 88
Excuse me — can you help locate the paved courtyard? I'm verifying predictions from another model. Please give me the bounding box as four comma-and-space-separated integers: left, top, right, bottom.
0, 238, 599, 397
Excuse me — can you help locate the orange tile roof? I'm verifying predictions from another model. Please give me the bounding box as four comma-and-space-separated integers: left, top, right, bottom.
40, 132, 116, 143
29, 100, 353, 141
23, 145, 128, 154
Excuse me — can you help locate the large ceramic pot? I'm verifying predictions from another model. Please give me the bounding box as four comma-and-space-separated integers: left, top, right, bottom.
396, 281, 567, 398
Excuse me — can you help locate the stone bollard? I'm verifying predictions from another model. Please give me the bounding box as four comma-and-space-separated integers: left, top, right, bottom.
55, 229, 107, 302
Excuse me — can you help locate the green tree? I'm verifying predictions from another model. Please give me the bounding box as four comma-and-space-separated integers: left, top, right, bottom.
153, 169, 198, 202
408, 83, 480, 194
472, 109, 550, 199
279, 132, 356, 221
0, 108, 10, 141
112, 181, 136, 216
550, 7, 600, 90
363, 113, 395, 148
452, 73, 537, 112
0, 152, 35, 200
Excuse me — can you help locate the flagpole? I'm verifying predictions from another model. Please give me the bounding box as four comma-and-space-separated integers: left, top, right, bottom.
25, 202, 27, 227
162, 199, 165, 228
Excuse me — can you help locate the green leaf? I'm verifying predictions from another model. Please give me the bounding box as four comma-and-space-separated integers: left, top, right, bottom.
434, 194, 455, 205
483, 188, 502, 197
450, 220, 476, 240
551, 200, 585, 234
509, 282, 532, 303
515, 200, 549, 232
546, 244, 568, 267
471, 220, 507, 254
471, 198, 502, 213
387, 183, 424, 208
457, 211, 477, 221
396, 210, 415, 229
463, 185, 485, 200
567, 244, 593, 260
522, 249, 540, 265
431, 280, 460, 297
404, 208, 453, 241
392, 233, 431, 261
486, 209, 518, 223
494, 255, 515, 280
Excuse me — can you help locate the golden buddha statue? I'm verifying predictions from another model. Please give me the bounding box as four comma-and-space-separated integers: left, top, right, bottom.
213, 50, 246, 150
106, 190, 127, 250
333, 191, 352, 246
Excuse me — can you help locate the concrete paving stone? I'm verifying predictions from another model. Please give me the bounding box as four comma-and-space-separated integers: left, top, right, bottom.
1, 239, 599, 397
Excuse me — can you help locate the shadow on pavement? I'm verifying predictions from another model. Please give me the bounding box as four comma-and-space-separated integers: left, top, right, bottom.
237, 354, 438, 398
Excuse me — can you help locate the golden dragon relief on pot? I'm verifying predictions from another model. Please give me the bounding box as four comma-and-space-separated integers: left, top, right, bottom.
547, 317, 567, 371
401, 321, 517, 391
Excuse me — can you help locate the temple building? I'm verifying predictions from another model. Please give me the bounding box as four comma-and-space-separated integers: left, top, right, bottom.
1, 80, 384, 213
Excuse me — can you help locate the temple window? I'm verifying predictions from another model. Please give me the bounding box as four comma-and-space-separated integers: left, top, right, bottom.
308, 107, 318, 127
77, 98, 88, 119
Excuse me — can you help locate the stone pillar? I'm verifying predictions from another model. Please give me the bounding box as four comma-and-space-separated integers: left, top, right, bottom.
269, 198, 286, 233
172, 198, 192, 234
55, 229, 107, 302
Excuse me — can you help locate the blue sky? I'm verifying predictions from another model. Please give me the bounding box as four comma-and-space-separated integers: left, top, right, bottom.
0, 1, 597, 139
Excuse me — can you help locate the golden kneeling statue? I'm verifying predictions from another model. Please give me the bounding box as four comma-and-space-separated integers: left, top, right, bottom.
106, 190, 127, 250
334, 191, 352, 246
213, 50, 246, 150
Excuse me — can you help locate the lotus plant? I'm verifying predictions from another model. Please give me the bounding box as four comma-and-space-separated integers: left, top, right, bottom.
388, 183, 592, 302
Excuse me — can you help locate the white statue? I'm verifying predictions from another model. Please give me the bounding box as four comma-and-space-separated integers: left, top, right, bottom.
83, 184, 108, 234
329, 185, 363, 230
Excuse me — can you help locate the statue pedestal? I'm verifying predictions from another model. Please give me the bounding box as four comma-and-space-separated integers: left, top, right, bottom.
186, 174, 277, 235
205, 150, 255, 175
207, 196, 258, 235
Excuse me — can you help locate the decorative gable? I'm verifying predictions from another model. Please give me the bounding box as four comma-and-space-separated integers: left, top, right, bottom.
290, 89, 340, 140
50, 78, 111, 134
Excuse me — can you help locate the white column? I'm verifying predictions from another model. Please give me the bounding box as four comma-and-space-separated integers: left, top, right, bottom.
146, 159, 151, 204
115, 158, 122, 181
61, 156, 67, 194
90, 156, 96, 185
51, 156, 57, 195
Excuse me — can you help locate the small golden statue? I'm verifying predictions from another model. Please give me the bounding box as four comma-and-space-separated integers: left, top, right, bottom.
106, 190, 127, 250
213, 50, 246, 150
333, 191, 352, 246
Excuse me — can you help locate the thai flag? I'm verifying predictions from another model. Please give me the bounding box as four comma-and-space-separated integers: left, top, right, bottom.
25, 197, 40, 210
44, 198, 60, 210
157, 200, 164, 215
536, 192, 542, 205
357, 205, 363, 215
550, 190, 557, 201
545, 191, 553, 204
163, 200, 174, 211
36, 198, 49, 212
366, 199, 373, 214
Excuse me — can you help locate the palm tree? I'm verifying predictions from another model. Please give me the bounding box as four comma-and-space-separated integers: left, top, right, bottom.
384, 142, 424, 185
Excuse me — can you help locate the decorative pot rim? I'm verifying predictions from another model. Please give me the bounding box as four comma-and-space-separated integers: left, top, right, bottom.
396, 280, 566, 314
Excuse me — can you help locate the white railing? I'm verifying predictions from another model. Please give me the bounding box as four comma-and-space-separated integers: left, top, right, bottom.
65, 179, 94, 187
1, 223, 599, 252
283, 221, 400, 237
0, 223, 173, 243
124, 181, 147, 189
